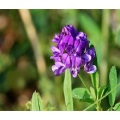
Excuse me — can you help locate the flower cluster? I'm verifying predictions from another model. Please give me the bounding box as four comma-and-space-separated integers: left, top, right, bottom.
50, 25, 97, 78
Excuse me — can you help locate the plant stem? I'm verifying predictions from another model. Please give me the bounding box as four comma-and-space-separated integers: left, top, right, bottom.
83, 82, 120, 111
96, 101, 102, 111
100, 9, 110, 86
78, 74, 93, 99
63, 69, 73, 111
90, 72, 101, 111
78, 74, 89, 90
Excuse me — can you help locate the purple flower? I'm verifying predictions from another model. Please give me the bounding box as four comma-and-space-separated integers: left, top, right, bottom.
51, 25, 97, 77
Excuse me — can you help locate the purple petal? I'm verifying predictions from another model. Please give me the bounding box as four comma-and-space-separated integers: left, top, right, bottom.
62, 26, 69, 35
75, 56, 82, 67
71, 68, 78, 78
50, 56, 54, 59
84, 64, 97, 74
62, 53, 68, 63
52, 34, 60, 43
72, 71, 78, 78
67, 45, 73, 54
59, 35, 70, 52
82, 53, 91, 63
52, 62, 66, 76
65, 56, 70, 67
52, 65, 58, 72
76, 44, 83, 55
50, 56, 61, 62
71, 56, 75, 67
68, 36, 74, 46
62, 53, 70, 67
59, 45, 65, 53
67, 36, 74, 53
62, 25, 79, 37
59, 35, 69, 46
76, 32, 87, 40
51, 46, 60, 54
63, 35, 70, 43
55, 62, 65, 68
54, 66, 66, 76
86, 47, 96, 59
74, 39, 80, 49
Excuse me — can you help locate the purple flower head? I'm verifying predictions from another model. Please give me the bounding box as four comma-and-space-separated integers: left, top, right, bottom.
51, 25, 97, 77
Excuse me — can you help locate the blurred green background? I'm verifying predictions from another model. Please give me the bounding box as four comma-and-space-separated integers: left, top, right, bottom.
0, 9, 120, 110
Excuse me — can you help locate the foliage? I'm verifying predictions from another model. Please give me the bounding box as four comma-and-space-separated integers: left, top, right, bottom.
31, 91, 44, 111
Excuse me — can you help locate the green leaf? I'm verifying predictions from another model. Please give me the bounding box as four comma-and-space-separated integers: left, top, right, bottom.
98, 86, 106, 99
108, 66, 118, 107
113, 102, 120, 111
31, 91, 44, 111
72, 88, 94, 103
90, 87, 96, 100
72, 88, 89, 99
80, 98, 94, 103
79, 13, 100, 39
64, 69, 73, 110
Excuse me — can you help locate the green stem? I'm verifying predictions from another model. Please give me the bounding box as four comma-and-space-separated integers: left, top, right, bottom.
90, 73, 99, 97
83, 82, 120, 111
78, 74, 89, 90
96, 102, 102, 111
95, 90, 101, 111
90, 72, 101, 111
63, 69, 73, 111
78, 74, 93, 100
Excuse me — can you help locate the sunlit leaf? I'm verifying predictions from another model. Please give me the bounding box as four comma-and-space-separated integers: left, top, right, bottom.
64, 69, 73, 110
90, 87, 96, 100
108, 66, 117, 107
31, 91, 44, 111
72, 88, 94, 103
113, 102, 120, 111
